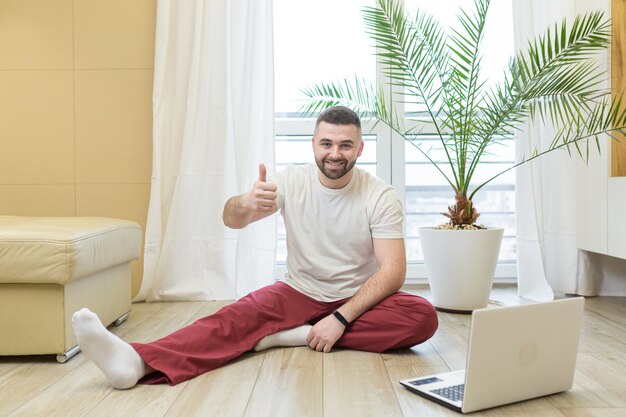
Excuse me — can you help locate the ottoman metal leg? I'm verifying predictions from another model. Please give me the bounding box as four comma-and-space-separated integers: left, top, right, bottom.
55, 312, 129, 363
56, 345, 81, 364
113, 312, 129, 326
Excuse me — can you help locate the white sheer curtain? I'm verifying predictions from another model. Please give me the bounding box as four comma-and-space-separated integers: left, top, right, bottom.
512, 0, 608, 299
135, 0, 276, 302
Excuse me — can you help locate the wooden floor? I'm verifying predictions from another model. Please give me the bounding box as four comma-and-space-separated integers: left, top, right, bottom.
1, 286, 625, 417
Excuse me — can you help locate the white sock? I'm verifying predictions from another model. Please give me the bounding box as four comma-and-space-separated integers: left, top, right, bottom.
253, 325, 312, 351
72, 308, 145, 390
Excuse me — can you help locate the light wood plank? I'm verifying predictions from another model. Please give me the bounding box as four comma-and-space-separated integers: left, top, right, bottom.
548, 352, 626, 409
578, 327, 626, 356
6, 361, 113, 417
6, 300, 209, 416
244, 347, 323, 417
0, 360, 20, 377
559, 408, 626, 417
185, 300, 233, 322
162, 352, 265, 417
113, 301, 208, 342
578, 311, 626, 356
428, 321, 470, 371
60, 301, 233, 417
584, 297, 626, 334
0, 355, 90, 416
383, 342, 453, 416
85, 384, 187, 417
381, 341, 448, 368
2, 292, 625, 417
469, 398, 565, 417
324, 350, 403, 417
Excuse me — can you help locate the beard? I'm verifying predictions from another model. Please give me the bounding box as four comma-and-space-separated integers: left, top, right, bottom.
315, 156, 357, 180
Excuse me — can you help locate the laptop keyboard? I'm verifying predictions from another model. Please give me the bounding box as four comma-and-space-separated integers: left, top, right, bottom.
431, 384, 465, 402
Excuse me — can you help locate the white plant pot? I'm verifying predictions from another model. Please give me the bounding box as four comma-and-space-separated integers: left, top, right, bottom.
419, 227, 504, 313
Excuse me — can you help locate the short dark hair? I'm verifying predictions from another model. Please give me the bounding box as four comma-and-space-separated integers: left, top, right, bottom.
315, 106, 361, 132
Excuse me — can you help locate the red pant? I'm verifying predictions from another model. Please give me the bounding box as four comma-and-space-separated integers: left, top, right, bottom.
132, 282, 438, 385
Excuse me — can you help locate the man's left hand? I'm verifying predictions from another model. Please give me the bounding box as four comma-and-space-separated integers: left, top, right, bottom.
306, 315, 346, 353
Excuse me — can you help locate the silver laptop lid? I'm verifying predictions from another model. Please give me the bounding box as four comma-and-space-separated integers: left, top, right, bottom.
462, 297, 585, 413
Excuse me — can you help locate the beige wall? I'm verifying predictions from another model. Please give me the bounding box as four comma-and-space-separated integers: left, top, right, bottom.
0, 0, 157, 296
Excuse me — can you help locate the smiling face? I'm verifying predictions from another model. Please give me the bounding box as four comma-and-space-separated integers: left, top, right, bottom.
312, 121, 364, 189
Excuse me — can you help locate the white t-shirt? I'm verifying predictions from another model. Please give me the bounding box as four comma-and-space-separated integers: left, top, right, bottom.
270, 164, 404, 302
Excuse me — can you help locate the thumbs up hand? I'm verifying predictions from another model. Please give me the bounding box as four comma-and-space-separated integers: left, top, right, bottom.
243, 163, 277, 216
258, 163, 268, 183
223, 163, 277, 229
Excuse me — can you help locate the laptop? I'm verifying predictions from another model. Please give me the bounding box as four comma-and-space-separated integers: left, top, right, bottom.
400, 297, 585, 413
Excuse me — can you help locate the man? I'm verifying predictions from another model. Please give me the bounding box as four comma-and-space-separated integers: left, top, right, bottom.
72, 106, 438, 389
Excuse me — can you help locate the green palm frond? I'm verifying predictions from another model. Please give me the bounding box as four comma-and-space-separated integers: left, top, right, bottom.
300, 76, 382, 120
444, 0, 491, 194
301, 76, 457, 189
362, 0, 448, 101
300, 0, 626, 225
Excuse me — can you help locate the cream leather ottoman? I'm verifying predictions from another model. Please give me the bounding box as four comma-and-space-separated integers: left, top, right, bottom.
0, 216, 141, 363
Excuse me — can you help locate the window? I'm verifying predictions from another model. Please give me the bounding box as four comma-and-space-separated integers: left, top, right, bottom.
273, 0, 516, 282
273, 0, 376, 116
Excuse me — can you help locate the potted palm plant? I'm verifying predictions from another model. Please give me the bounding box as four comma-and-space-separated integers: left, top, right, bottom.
301, 0, 626, 311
